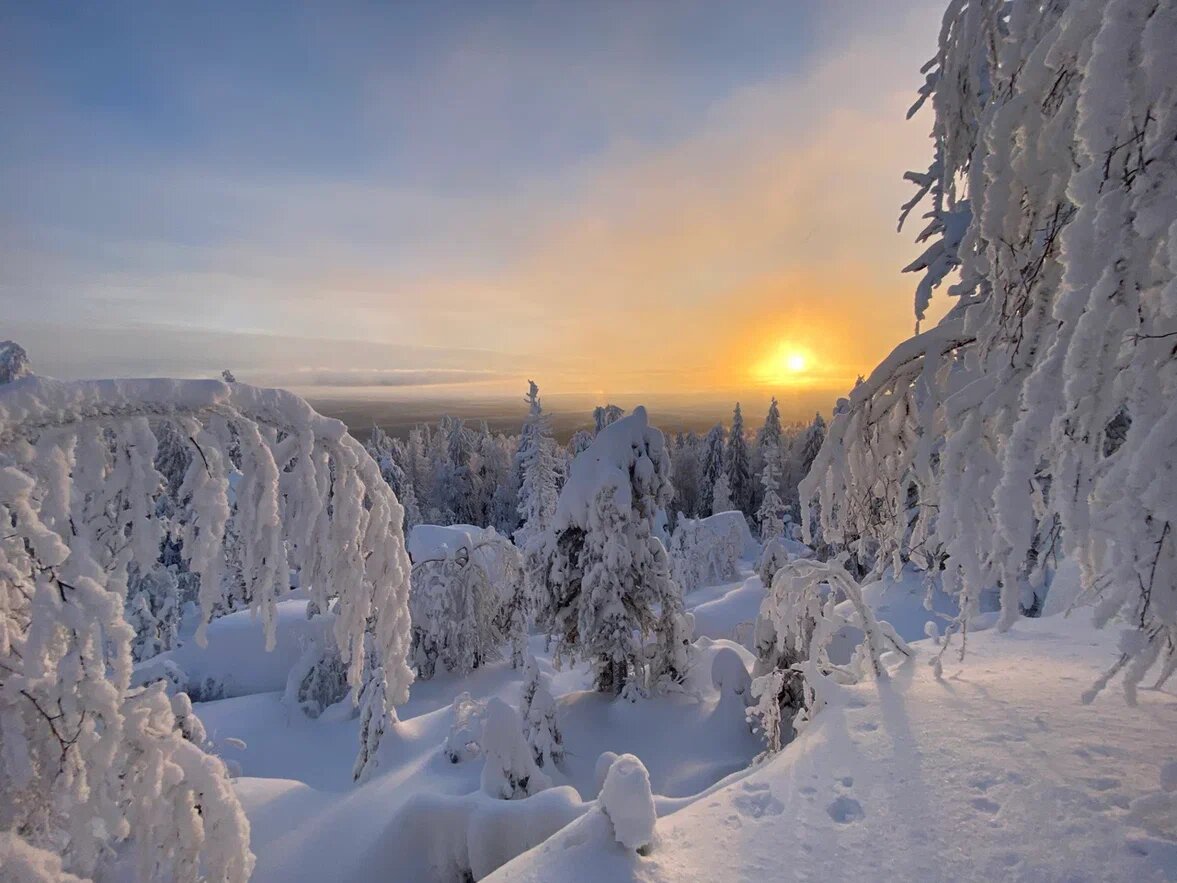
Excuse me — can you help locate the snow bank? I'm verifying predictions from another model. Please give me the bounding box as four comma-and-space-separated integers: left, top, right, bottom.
599, 754, 656, 852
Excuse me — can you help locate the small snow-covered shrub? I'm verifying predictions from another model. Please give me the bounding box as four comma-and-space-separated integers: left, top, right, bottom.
519, 656, 563, 769
749, 557, 911, 753
480, 698, 550, 800
599, 754, 656, 853
669, 511, 746, 593
710, 646, 752, 706
0, 340, 31, 386
408, 524, 522, 679
445, 692, 488, 763
756, 538, 792, 588
284, 612, 353, 719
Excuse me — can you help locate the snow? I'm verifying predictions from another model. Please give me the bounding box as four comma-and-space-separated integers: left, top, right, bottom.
490, 612, 1177, 882
136, 599, 321, 700
599, 754, 656, 852
553, 405, 668, 532
177, 559, 764, 881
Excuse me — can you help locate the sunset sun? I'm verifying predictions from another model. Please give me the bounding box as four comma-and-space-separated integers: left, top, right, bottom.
754, 343, 813, 386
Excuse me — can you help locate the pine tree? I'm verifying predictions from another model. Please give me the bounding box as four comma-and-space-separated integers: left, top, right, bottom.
593, 404, 625, 435
542, 407, 690, 695
756, 446, 787, 541
480, 698, 549, 799
725, 403, 754, 517
700, 424, 726, 515
519, 655, 563, 769
711, 471, 733, 514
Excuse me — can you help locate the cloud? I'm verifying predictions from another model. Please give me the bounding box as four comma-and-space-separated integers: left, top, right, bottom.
248, 367, 509, 388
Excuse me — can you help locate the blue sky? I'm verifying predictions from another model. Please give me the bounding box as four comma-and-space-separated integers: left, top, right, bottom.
1, 1, 947, 401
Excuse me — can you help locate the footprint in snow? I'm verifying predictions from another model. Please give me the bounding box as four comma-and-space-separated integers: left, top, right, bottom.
1084, 777, 1121, 792
971, 797, 1001, 814
733, 783, 784, 819
827, 796, 865, 823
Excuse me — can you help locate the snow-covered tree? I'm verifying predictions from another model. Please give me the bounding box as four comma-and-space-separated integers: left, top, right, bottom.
749, 558, 912, 752
803, 0, 1177, 699
539, 407, 690, 695
409, 539, 506, 679
480, 697, 549, 799
725, 403, 754, 517
756, 397, 783, 454
514, 381, 561, 638
669, 431, 704, 520
700, 423, 725, 514
593, 404, 625, 435
569, 428, 594, 457
366, 425, 422, 533
0, 371, 414, 877
519, 655, 563, 769
353, 664, 390, 782
756, 445, 787, 541
126, 564, 181, 662
0, 341, 31, 386
710, 471, 733, 514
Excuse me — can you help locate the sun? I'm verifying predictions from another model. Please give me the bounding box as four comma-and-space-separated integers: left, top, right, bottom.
753, 343, 814, 386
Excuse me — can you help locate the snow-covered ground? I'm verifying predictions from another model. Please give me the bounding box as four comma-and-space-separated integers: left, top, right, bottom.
179, 559, 1177, 882
186, 562, 765, 881
494, 612, 1177, 882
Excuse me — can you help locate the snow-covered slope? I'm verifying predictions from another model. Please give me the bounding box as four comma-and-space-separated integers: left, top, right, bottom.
489, 613, 1177, 882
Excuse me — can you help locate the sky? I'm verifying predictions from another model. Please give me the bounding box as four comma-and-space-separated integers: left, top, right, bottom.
1, 0, 950, 415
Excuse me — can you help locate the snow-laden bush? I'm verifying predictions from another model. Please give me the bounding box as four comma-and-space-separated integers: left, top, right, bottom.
407, 523, 523, 678
756, 538, 792, 589
284, 610, 353, 718
669, 510, 747, 594
480, 697, 550, 799
599, 753, 656, 853
802, 0, 1177, 699
0, 373, 413, 879
540, 407, 691, 695
444, 691, 488, 763
710, 646, 753, 705
519, 655, 563, 770
0, 340, 32, 386
749, 558, 912, 753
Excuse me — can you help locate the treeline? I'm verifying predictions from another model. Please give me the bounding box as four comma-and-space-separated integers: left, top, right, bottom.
363, 385, 827, 539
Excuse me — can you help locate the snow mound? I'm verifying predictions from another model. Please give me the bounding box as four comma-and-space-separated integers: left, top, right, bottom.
599, 754, 657, 852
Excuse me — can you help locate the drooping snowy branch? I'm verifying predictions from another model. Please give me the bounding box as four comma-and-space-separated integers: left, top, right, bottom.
0, 373, 413, 877
804, 0, 1177, 698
